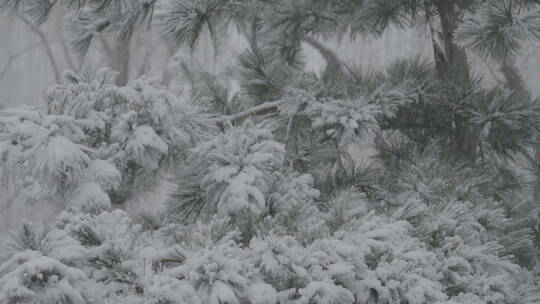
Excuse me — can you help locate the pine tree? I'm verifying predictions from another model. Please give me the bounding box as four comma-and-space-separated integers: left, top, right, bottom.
1, 0, 540, 303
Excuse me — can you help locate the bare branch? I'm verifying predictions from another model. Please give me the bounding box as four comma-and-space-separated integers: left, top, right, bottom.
215, 99, 283, 124
302, 36, 342, 72
16, 12, 61, 82
0, 40, 60, 83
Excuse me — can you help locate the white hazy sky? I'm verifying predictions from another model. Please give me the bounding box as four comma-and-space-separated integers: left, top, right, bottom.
2, 12, 540, 108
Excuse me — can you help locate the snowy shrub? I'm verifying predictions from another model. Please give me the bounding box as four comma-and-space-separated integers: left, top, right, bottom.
0, 251, 89, 304
163, 241, 249, 304
145, 275, 200, 304
168, 122, 287, 221
0, 107, 97, 204
0, 68, 218, 209
305, 97, 381, 149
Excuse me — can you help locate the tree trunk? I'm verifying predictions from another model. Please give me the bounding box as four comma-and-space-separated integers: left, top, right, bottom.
501, 57, 530, 100
433, 0, 477, 162
434, 1, 470, 82
499, 57, 539, 204
535, 144, 540, 204
114, 35, 131, 86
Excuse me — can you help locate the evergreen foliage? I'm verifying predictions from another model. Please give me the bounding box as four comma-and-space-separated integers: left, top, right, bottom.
2, 0, 540, 303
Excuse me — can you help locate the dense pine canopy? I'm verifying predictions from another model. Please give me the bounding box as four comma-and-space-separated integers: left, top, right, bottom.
1, 0, 540, 303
